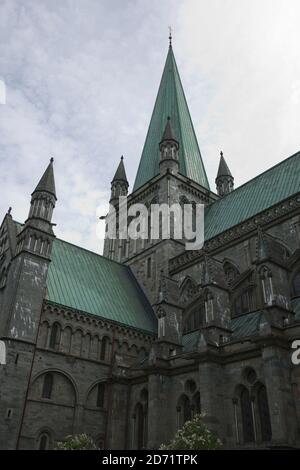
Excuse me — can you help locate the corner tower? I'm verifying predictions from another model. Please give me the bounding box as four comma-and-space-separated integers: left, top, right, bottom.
0, 159, 56, 449
103, 39, 219, 303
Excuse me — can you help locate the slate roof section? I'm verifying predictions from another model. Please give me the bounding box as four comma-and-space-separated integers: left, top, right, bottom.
133, 46, 209, 191
205, 151, 300, 241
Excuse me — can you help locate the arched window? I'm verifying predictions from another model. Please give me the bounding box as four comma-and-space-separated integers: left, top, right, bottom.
177, 395, 192, 428
38, 433, 50, 450
224, 261, 239, 287
260, 266, 273, 304
183, 305, 205, 334
257, 384, 272, 442
234, 288, 254, 316
100, 336, 109, 361
42, 373, 53, 399
240, 387, 255, 443
135, 403, 145, 450
192, 391, 201, 415
147, 257, 152, 278
49, 323, 60, 350
292, 270, 300, 297
0, 340, 6, 365
96, 383, 105, 408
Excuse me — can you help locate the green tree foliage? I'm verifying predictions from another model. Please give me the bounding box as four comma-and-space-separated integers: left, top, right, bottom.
160, 414, 222, 450
55, 434, 97, 450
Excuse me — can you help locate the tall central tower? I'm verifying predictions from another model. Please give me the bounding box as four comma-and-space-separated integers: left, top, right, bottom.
103, 39, 218, 303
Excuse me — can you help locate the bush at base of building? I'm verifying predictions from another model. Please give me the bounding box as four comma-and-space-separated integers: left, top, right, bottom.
160, 414, 222, 450
55, 434, 97, 450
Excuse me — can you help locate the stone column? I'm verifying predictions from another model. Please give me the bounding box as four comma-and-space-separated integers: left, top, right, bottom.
147, 373, 172, 449
198, 361, 224, 438
106, 382, 128, 449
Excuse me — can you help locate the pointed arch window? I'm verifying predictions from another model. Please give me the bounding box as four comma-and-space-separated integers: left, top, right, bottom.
177, 395, 192, 428
134, 402, 145, 450
257, 384, 272, 442
42, 373, 53, 399
96, 383, 105, 408
49, 322, 60, 350
224, 261, 239, 287
100, 336, 109, 361
240, 387, 255, 443
260, 266, 273, 305
183, 304, 205, 334
38, 433, 50, 450
234, 288, 254, 316
292, 270, 300, 297
147, 257, 152, 278
192, 391, 201, 415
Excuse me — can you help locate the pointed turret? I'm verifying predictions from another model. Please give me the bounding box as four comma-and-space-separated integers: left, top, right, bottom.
110, 156, 129, 205
26, 158, 56, 232
112, 156, 128, 184
33, 157, 56, 198
159, 117, 179, 175
160, 116, 177, 143
133, 43, 209, 191
215, 151, 234, 196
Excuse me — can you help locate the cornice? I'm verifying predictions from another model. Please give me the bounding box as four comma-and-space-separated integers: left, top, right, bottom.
170, 193, 300, 274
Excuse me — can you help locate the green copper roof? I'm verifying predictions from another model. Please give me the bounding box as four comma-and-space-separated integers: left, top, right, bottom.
133, 46, 209, 191
46, 238, 156, 333
205, 151, 300, 240
231, 311, 262, 339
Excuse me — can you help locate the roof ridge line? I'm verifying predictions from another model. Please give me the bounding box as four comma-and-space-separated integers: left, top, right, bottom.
14, 219, 125, 268
53, 236, 126, 266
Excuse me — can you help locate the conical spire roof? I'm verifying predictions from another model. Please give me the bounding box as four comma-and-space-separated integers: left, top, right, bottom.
216, 152, 232, 178
33, 158, 56, 198
133, 45, 209, 191
112, 156, 128, 183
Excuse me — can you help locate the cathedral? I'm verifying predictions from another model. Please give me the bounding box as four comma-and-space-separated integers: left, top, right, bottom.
1, 38, 300, 450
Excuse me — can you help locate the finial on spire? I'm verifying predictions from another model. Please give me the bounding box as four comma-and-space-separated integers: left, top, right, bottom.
7, 206, 12, 215
220, 150, 223, 158
121, 155, 124, 160
50, 157, 54, 163
168, 26, 172, 47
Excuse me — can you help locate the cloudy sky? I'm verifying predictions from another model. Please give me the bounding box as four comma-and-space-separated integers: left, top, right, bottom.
1, 0, 300, 253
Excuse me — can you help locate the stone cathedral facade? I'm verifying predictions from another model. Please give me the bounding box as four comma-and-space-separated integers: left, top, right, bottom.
1, 42, 300, 450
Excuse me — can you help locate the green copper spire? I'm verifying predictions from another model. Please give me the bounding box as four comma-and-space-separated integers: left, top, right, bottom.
133, 45, 209, 191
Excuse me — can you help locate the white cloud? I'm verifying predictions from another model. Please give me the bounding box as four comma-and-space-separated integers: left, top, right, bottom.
177, 0, 300, 187
1, 0, 300, 254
